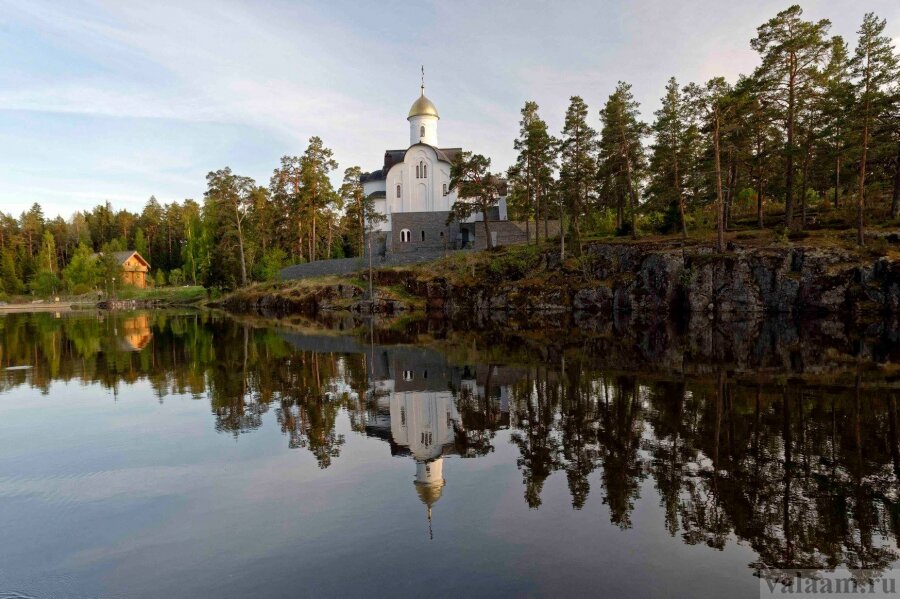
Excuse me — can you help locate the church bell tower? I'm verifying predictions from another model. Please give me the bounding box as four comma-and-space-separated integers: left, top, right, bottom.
408, 66, 439, 147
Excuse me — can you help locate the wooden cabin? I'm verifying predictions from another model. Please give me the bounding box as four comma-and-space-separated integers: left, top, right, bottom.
112, 251, 150, 289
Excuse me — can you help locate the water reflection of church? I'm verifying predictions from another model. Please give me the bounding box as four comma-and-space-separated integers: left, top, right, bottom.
363, 346, 511, 537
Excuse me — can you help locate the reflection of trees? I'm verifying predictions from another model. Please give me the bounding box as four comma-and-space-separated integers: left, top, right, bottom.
509, 366, 562, 508
274, 353, 346, 469
596, 375, 646, 527
0, 312, 355, 468
504, 358, 900, 577
4, 312, 900, 579
452, 364, 506, 459
643, 377, 900, 581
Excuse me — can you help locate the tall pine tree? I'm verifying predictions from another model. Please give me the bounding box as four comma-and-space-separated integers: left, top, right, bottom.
850, 12, 898, 243
559, 96, 598, 253
751, 5, 831, 229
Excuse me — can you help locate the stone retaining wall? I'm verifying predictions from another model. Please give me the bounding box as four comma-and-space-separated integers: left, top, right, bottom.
279, 250, 464, 281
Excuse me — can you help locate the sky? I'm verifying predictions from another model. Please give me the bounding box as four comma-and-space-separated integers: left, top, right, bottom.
1, 0, 898, 219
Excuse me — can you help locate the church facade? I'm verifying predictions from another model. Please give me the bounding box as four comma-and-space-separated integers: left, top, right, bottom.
360, 84, 511, 256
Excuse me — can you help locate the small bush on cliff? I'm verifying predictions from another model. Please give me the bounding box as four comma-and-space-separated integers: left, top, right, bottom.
868, 236, 889, 257
487, 245, 543, 280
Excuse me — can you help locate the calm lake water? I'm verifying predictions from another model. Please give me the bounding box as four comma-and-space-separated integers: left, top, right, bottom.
1, 310, 898, 598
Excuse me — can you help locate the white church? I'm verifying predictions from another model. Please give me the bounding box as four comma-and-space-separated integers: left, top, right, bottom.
361, 77, 523, 255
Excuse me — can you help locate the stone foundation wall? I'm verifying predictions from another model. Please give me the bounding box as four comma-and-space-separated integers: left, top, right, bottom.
390, 212, 459, 254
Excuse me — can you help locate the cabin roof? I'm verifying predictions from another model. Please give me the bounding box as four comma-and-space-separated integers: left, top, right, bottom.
92, 250, 151, 268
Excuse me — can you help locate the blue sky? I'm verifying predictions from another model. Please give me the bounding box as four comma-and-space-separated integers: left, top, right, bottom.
2, 0, 898, 218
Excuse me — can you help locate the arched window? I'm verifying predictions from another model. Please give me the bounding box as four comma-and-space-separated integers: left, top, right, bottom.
403, 369, 413, 381
400, 229, 411, 243
415, 164, 420, 178
420, 125, 425, 138
423, 163, 427, 178
420, 230, 425, 242
396, 184, 401, 198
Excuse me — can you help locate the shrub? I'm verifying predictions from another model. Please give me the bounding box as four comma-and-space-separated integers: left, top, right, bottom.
168, 268, 184, 286
869, 236, 889, 257
29, 270, 60, 297
615, 221, 633, 237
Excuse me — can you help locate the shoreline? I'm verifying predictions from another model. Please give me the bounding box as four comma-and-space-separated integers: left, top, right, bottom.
217, 237, 900, 321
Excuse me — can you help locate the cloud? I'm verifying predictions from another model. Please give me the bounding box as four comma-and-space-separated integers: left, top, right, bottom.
3, 0, 899, 216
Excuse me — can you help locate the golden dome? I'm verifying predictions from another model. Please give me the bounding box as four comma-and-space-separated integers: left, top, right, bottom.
414, 479, 445, 507
408, 93, 439, 119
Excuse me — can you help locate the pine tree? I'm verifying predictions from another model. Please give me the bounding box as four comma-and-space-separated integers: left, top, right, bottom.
560, 96, 598, 252
686, 78, 738, 252
139, 197, 164, 264
204, 167, 255, 287
340, 166, 367, 256
509, 101, 557, 243
850, 12, 898, 244
0, 248, 23, 295
598, 83, 647, 241
299, 136, 339, 261
820, 36, 854, 209
133, 228, 148, 256
449, 152, 503, 250
751, 5, 831, 229
648, 77, 694, 237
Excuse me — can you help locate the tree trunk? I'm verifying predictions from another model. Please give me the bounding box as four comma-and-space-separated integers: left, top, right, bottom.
834, 155, 841, 208
312, 210, 318, 261
891, 142, 900, 219
714, 114, 725, 253
326, 219, 333, 259
625, 167, 638, 241
858, 112, 869, 247
675, 148, 687, 239
542, 186, 549, 241
621, 125, 639, 241
367, 229, 374, 302
482, 204, 493, 250
800, 147, 810, 230
560, 195, 565, 260
785, 69, 796, 230
235, 210, 247, 287
358, 197, 365, 255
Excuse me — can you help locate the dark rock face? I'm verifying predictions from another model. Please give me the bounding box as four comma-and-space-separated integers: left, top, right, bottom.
227, 241, 900, 321
419, 242, 900, 317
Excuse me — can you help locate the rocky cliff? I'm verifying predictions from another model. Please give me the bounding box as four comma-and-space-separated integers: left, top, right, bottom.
408, 241, 900, 318
220, 240, 900, 320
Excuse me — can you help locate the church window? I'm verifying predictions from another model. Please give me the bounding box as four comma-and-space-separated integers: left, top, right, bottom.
396, 184, 401, 198
421, 230, 425, 242
415, 164, 420, 178
400, 229, 411, 243
442, 183, 448, 195
423, 163, 427, 178
400, 406, 406, 427
420, 125, 425, 138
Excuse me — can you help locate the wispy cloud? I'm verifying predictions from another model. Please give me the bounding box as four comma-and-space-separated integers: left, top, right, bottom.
1, 0, 898, 217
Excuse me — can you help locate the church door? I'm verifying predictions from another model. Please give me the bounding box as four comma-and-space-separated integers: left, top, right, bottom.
412, 182, 427, 212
